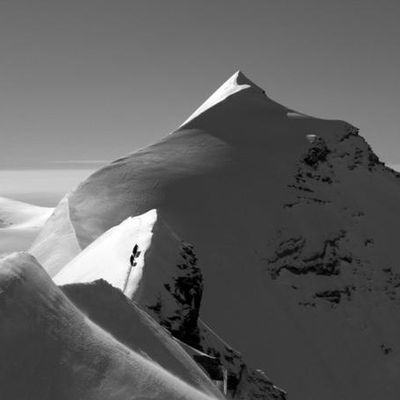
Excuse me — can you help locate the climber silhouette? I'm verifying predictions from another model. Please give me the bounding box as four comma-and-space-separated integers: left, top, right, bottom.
130, 244, 139, 267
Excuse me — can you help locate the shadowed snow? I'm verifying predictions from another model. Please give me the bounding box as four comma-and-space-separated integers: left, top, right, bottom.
0, 252, 223, 400
32, 71, 400, 400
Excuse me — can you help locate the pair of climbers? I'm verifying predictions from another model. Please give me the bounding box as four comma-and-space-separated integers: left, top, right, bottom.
130, 244, 140, 267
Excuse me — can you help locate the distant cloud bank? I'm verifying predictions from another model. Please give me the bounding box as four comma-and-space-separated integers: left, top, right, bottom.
0, 169, 95, 206
49, 160, 109, 166
0, 160, 109, 170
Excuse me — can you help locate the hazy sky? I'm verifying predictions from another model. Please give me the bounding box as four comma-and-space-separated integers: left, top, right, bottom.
0, 0, 399, 168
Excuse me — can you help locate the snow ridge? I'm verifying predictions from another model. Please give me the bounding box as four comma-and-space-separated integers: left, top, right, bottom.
180, 71, 258, 128
0, 252, 222, 400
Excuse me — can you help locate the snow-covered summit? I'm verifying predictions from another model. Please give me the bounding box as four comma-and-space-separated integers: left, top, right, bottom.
179, 70, 293, 134
180, 70, 267, 127
31, 72, 400, 400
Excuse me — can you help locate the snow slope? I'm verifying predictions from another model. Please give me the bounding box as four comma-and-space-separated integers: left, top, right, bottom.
179, 71, 255, 127
55, 210, 164, 295
54, 210, 203, 328
32, 71, 400, 399
54, 209, 285, 399
60, 279, 225, 399
0, 252, 223, 400
29, 196, 81, 275
0, 197, 53, 255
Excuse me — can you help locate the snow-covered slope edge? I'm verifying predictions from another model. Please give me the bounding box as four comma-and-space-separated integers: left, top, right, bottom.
0, 252, 222, 400
180, 71, 255, 127
30, 196, 81, 276
55, 210, 287, 399
60, 279, 225, 399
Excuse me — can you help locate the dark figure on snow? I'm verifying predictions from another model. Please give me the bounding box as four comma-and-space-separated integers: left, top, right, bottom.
130, 244, 139, 267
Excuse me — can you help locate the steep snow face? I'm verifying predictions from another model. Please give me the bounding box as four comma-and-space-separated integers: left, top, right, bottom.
0, 253, 222, 400
60, 280, 224, 399
53, 209, 197, 316
54, 210, 158, 295
180, 71, 258, 127
31, 196, 81, 276
0, 197, 53, 255
53, 209, 204, 350
55, 209, 285, 399
34, 71, 400, 400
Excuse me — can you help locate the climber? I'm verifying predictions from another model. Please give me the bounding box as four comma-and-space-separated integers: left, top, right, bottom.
130, 244, 139, 267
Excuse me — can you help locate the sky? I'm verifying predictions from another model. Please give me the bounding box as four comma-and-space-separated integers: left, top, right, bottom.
0, 0, 399, 201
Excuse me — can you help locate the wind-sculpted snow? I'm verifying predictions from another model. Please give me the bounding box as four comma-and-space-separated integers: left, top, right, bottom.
0, 253, 222, 400
60, 279, 224, 399
34, 71, 400, 399
31, 196, 81, 275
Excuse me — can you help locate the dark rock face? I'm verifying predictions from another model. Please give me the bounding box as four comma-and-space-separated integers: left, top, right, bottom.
93, 237, 284, 399
147, 242, 203, 348
194, 325, 287, 398
313, 286, 355, 305
234, 367, 287, 400
268, 230, 349, 279
142, 243, 286, 399
303, 137, 330, 167
265, 123, 400, 315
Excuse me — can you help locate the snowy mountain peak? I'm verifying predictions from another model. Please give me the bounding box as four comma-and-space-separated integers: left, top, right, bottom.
179, 70, 266, 128
232, 70, 262, 89
29, 71, 400, 400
